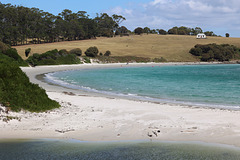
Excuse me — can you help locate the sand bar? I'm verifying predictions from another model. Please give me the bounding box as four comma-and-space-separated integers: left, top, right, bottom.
1, 63, 240, 147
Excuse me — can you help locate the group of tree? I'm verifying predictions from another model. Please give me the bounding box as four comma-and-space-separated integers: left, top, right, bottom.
26, 46, 111, 66
167, 26, 218, 36
189, 44, 240, 61
134, 27, 161, 35
0, 3, 126, 46
133, 26, 218, 36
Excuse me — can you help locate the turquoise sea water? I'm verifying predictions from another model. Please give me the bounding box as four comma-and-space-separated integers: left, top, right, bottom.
1, 140, 240, 160
46, 64, 240, 109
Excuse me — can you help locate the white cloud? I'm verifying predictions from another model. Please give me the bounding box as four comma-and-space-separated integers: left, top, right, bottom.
184, 0, 213, 12
106, 0, 240, 37
150, 0, 171, 5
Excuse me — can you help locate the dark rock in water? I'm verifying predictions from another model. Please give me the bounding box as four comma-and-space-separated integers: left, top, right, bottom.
152, 131, 158, 137
147, 132, 153, 137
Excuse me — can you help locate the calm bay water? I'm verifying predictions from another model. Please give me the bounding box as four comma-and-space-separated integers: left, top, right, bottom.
1, 140, 240, 160
46, 64, 240, 109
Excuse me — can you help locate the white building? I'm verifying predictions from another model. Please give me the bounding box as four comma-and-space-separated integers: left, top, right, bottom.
196, 33, 207, 39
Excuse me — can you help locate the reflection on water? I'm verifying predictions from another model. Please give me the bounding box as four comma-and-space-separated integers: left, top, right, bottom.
1, 140, 240, 160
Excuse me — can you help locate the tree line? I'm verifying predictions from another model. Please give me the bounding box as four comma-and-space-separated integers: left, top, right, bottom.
134, 26, 218, 36
1, 3, 221, 46
0, 3, 126, 46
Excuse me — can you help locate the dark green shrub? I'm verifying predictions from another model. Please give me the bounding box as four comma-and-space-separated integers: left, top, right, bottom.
37, 59, 57, 65
5, 48, 22, 61
189, 47, 202, 56
25, 48, 31, 57
201, 53, 211, 61
152, 57, 167, 62
69, 48, 82, 56
104, 50, 111, 56
0, 41, 10, 53
56, 54, 81, 64
41, 49, 59, 60
99, 52, 103, 56
26, 49, 81, 66
83, 57, 91, 63
0, 59, 60, 112
189, 43, 240, 62
59, 49, 69, 55
3, 48, 28, 66
97, 56, 151, 63
85, 46, 99, 57
0, 53, 17, 64
158, 29, 167, 35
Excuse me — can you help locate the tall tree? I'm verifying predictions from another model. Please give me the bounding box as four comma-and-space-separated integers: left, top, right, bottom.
134, 27, 144, 35
143, 27, 150, 34
159, 29, 167, 35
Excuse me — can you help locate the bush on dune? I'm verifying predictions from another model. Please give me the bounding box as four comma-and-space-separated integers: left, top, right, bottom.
26, 49, 81, 66
0, 41, 10, 53
189, 43, 240, 61
69, 48, 82, 56
85, 46, 99, 57
0, 47, 28, 66
0, 55, 60, 112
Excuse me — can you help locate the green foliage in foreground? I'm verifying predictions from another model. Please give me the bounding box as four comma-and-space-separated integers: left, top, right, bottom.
0, 56, 60, 112
26, 49, 81, 66
189, 44, 240, 61
0, 48, 28, 66
0, 41, 10, 53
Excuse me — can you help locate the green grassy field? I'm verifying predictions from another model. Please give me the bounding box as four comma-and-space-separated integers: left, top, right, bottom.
14, 34, 240, 62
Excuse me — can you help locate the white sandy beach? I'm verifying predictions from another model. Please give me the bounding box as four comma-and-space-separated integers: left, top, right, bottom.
1, 63, 240, 147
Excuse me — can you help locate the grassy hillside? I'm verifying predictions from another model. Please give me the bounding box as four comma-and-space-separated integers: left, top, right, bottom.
14, 34, 240, 62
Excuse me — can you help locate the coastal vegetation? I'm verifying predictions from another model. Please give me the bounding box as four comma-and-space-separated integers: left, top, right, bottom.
0, 43, 60, 112
26, 49, 81, 66
189, 44, 240, 61
14, 34, 240, 62
0, 42, 28, 66
24, 46, 166, 65
85, 46, 99, 57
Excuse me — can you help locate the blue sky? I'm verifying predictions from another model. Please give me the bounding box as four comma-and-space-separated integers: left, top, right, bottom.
1, 0, 240, 37
0, 0, 148, 16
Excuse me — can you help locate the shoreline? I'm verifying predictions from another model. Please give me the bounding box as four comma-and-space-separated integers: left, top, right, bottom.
1, 62, 240, 148
40, 62, 240, 110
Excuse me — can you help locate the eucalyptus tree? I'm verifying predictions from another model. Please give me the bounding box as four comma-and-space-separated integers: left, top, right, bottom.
0, 3, 125, 45
112, 14, 126, 33
143, 27, 150, 34
95, 13, 115, 37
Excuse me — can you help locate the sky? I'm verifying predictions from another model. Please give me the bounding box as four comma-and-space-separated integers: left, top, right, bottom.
1, 0, 240, 37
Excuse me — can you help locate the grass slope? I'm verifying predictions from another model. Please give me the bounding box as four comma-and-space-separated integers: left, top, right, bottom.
14, 34, 240, 62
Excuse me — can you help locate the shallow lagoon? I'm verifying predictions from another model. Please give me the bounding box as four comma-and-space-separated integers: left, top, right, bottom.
47, 64, 240, 109
1, 140, 240, 160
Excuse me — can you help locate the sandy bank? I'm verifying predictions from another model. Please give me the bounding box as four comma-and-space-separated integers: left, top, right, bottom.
1, 63, 240, 147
